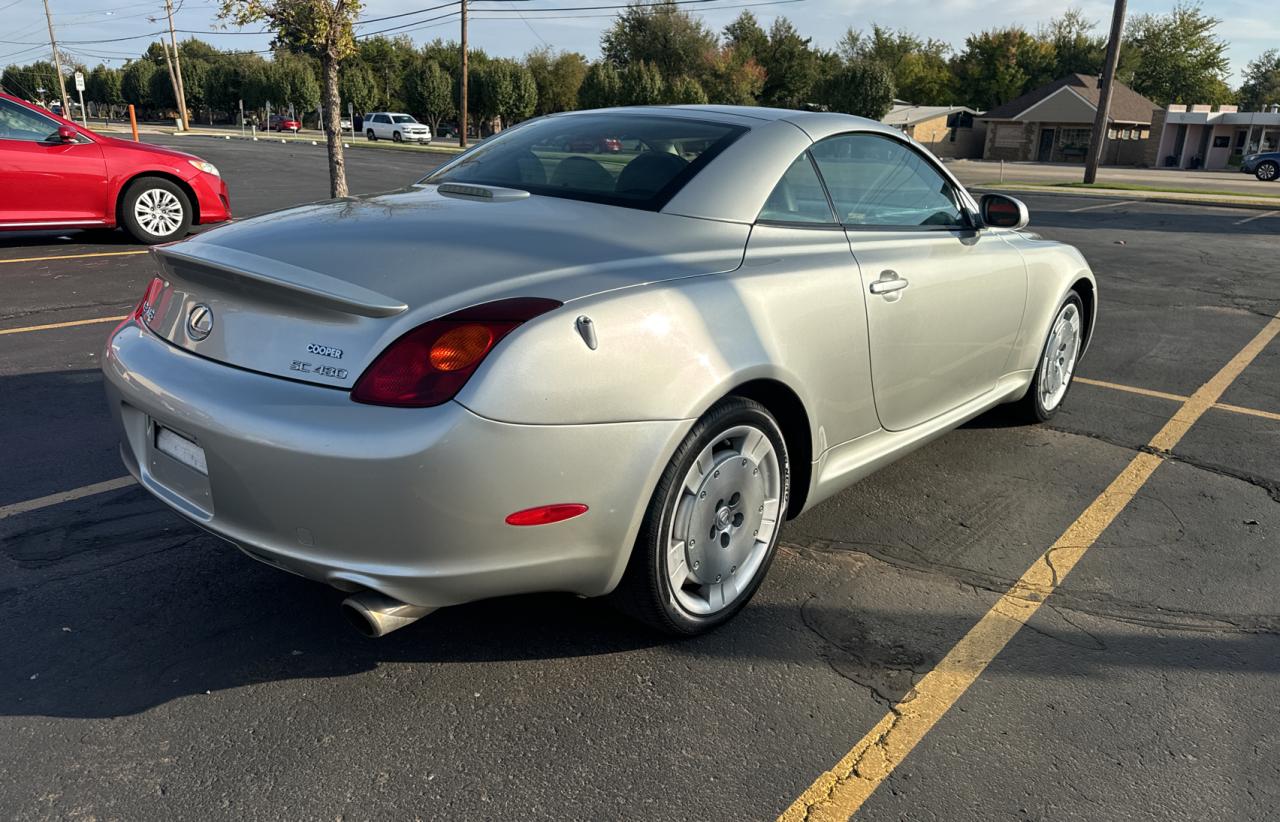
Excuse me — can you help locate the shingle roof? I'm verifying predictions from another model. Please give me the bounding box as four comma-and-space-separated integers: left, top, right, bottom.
980, 74, 1158, 125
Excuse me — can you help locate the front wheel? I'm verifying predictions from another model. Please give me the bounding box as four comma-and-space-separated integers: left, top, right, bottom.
1012, 291, 1085, 423
611, 397, 790, 635
1256, 161, 1278, 182
366, 129, 376, 141
392, 131, 403, 143
119, 177, 192, 244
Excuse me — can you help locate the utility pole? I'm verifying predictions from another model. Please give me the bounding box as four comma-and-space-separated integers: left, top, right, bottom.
1084, 0, 1127, 184
459, 0, 468, 148
159, 39, 182, 127
164, 0, 190, 130
41, 0, 71, 117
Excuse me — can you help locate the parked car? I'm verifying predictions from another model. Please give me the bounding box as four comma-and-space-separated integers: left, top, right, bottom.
566, 135, 622, 153
268, 114, 301, 133
1241, 151, 1280, 181
364, 112, 431, 143
0, 91, 230, 243
103, 107, 1096, 637
339, 117, 353, 131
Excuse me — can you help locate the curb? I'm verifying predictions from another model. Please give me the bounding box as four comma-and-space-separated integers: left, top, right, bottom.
969, 184, 1280, 212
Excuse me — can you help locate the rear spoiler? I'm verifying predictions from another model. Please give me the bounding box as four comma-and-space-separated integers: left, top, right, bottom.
154, 244, 408, 318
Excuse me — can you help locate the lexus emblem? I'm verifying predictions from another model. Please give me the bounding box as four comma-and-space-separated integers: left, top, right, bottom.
186, 303, 214, 341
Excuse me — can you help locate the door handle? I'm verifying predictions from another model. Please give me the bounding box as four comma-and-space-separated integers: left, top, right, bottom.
869, 271, 909, 295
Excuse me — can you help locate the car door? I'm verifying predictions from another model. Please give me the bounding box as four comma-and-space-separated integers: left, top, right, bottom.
373, 114, 391, 138
0, 98, 107, 225
810, 132, 1027, 432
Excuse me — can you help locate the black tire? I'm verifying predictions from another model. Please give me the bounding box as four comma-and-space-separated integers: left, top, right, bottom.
1011, 290, 1085, 423
119, 177, 193, 245
611, 396, 790, 635
393, 131, 403, 143
366, 129, 376, 141
1256, 161, 1278, 182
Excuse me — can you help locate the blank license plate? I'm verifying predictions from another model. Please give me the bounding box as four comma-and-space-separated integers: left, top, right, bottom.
156, 426, 208, 475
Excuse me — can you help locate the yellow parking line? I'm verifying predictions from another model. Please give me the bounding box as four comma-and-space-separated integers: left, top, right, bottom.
781, 311, 1280, 822
0, 476, 136, 520
1074, 376, 1189, 403
1076, 376, 1280, 424
0, 315, 128, 336
0, 250, 147, 265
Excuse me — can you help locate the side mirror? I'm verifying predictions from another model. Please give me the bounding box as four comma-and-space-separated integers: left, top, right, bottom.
56, 125, 78, 143
980, 193, 1029, 230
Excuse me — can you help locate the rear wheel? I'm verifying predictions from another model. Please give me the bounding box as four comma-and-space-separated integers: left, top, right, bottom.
612, 397, 789, 635
366, 129, 376, 141
119, 177, 192, 244
1011, 291, 1084, 423
1256, 161, 1278, 182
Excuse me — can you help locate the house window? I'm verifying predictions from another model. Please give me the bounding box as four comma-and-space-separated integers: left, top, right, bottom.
1107, 127, 1118, 139
948, 128, 957, 143
1059, 128, 1091, 149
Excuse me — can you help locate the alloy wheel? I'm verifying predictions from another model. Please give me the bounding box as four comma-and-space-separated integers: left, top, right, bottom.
664, 424, 782, 616
1039, 301, 1082, 412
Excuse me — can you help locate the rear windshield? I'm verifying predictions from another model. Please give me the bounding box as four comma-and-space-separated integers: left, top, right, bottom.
422, 113, 746, 211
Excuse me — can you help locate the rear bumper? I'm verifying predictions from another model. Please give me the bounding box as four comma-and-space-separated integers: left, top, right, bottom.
102, 321, 688, 607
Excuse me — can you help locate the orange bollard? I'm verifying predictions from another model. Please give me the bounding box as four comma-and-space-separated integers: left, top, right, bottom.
128, 104, 139, 142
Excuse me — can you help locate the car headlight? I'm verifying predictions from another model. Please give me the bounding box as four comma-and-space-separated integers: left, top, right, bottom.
188, 159, 220, 177
1243, 154, 1258, 163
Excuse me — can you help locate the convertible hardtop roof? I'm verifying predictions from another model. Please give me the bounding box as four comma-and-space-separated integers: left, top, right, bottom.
548, 105, 904, 141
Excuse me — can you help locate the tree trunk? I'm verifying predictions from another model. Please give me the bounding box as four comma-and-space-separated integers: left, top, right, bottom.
323, 53, 348, 199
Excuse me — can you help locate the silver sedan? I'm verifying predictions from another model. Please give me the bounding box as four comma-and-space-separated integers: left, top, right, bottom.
103, 106, 1096, 637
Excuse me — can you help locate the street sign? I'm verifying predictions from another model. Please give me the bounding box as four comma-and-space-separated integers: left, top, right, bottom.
74, 71, 84, 92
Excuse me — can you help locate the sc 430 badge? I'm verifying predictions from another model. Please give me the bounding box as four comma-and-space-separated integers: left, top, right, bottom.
291, 361, 348, 379
306, 343, 344, 359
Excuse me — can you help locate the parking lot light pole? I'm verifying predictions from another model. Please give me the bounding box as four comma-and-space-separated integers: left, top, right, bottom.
1084, 0, 1127, 185
459, 0, 468, 149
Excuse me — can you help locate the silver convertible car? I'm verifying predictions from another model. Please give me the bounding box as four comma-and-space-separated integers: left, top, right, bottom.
103, 106, 1096, 637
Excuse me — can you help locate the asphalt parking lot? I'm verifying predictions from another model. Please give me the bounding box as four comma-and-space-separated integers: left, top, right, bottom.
2, 137, 1278, 821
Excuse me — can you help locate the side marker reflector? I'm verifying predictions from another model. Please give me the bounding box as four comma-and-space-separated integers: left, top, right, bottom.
505, 504, 589, 526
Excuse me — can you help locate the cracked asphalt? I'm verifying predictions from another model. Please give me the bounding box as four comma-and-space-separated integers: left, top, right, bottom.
1, 137, 1278, 821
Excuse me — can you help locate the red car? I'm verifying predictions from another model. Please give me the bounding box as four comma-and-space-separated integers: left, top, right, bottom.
269, 114, 301, 133
0, 92, 231, 244
566, 135, 622, 154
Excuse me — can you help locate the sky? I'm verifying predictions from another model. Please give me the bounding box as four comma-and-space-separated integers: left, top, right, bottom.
2, 0, 1275, 86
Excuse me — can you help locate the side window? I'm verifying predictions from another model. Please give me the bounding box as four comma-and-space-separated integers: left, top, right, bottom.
0, 99, 59, 142
810, 133, 966, 228
757, 152, 836, 225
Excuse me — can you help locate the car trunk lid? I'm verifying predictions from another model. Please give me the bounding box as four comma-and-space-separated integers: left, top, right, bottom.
142, 184, 749, 389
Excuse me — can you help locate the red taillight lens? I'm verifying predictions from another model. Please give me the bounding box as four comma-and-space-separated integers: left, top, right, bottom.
114, 276, 165, 336
351, 297, 561, 408
505, 504, 589, 526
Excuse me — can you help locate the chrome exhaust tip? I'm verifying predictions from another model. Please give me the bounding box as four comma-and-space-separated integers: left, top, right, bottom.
340, 592, 435, 638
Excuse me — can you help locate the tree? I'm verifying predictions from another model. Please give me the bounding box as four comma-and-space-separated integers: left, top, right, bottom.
699, 47, 763, 105
526, 47, 587, 115
620, 61, 665, 106
85, 65, 123, 109
815, 58, 895, 119
578, 61, 622, 109
950, 28, 1056, 110
2, 61, 61, 102
601, 1, 717, 80
1124, 2, 1232, 104
1239, 50, 1280, 111
841, 25, 953, 105
271, 52, 321, 115
1042, 8, 1106, 78
121, 60, 157, 110
405, 60, 455, 133
472, 59, 536, 131
665, 75, 708, 104
759, 18, 819, 108
722, 11, 767, 62
338, 58, 377, 114
219, 0, 363, 198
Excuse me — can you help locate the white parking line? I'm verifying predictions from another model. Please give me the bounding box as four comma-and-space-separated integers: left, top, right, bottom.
1068, 199, 1137, 213
0, 476, 135, 520
1234, 209, 1278, 225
